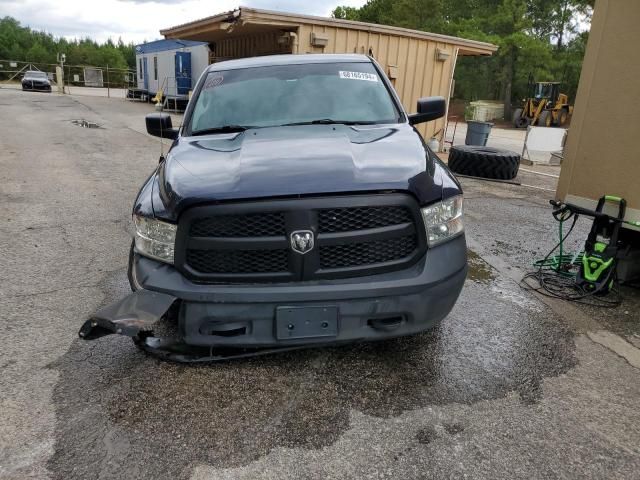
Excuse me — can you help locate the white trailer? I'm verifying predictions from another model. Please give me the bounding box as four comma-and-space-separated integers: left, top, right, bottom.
134, 39, 210, 99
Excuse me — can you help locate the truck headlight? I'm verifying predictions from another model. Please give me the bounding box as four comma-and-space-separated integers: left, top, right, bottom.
133, 215, 177, 264
421, 195, 464, 247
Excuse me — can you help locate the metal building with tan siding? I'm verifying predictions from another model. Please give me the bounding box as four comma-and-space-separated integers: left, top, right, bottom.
556, 0, 640, 230
160, 7, 497, 141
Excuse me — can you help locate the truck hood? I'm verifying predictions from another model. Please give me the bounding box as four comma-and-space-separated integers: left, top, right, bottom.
151, 124, 460, 220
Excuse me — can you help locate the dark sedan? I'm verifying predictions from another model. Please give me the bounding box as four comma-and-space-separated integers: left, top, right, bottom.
21, 71, 52, 92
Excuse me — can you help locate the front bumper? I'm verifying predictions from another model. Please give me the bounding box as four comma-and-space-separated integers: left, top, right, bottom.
80, 235, 467, 358
22, 82, 51, 91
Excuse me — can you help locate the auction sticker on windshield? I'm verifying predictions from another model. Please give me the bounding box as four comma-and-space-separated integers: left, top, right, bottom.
203, 75, 224, 90
339, 71, 378, 82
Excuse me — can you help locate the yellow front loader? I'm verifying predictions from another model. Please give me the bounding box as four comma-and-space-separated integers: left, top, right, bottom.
513, 81, 573, 128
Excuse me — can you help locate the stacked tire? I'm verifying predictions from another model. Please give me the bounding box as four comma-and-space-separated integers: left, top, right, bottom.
448, 145, 521, 180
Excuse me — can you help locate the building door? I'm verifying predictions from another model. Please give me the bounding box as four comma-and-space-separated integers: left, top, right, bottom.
143, 57, 149, 91
138, 58, 143, 89
175, 51, 192, 95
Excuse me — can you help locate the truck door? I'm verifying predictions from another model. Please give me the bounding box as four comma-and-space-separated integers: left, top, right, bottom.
175, 51, 192, 95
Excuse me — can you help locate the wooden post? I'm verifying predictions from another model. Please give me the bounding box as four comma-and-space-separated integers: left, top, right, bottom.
106, 65, 110, 98
55, 66, 63, 93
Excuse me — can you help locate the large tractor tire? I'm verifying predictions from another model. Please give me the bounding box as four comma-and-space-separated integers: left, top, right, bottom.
448, 145, 521, 180
539, 110, 552, 127
512, 108, 529, 128
557, 108, 569, 126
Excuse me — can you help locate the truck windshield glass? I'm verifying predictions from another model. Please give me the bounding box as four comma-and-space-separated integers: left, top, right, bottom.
189, 62, 400, 134
26, 71, 47, 79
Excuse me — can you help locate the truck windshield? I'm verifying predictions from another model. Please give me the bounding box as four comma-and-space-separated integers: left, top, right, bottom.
26, 71, 47, 79
189, 62, 401, 134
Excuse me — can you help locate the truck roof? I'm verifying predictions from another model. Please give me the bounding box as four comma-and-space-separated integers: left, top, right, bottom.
206, 54, 372, 72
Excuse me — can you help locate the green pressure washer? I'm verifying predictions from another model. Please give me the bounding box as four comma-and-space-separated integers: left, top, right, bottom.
576, 196, 626, 293
523, 195, 640, 306
550, 195, 626, 294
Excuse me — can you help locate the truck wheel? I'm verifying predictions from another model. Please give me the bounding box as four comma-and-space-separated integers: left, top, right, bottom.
448, 145, 521, 180
512, 108, 527, 128
539, 110, 552, 127
558, 109, 569, 126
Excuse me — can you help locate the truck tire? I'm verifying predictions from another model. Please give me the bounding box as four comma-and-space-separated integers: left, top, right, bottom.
558, 108, 569, 126
512, 108, 528, 128
448, 145, 521, 180
539, 110, 552, 127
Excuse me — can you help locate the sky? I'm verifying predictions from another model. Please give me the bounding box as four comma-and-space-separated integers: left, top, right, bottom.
1, 0, 369, 44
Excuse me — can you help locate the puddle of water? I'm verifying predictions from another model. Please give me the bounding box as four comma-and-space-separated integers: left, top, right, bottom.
467, 249, 496, 284
47, 270, 577, 479
443, 422, 464, 435
491, 279, 543, 311
467, 250, 539, 311
416, 426, 437, 444
71, 119, 101, 128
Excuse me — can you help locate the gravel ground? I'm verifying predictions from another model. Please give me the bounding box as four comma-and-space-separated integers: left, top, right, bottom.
1, 89, 639, 480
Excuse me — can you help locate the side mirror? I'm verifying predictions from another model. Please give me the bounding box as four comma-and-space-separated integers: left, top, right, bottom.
145, 113, 178, 140
408, 96, 446, 126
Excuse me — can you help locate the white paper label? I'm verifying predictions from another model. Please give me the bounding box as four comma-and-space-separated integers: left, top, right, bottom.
339, 71, 378, 82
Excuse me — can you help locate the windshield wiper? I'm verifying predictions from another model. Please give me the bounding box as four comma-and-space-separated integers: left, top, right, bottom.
279, 119, 378, 126
191, 125, 256, 136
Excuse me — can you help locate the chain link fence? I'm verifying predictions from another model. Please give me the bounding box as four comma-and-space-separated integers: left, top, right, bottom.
0, 59, 137, 98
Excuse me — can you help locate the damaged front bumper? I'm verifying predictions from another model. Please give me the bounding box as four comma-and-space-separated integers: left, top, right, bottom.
78, 289, 333, 362
79, 235, 467, 362
79, 290, 177, 340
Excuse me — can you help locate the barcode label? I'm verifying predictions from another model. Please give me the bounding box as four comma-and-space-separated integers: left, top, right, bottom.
339, 71, 378, 82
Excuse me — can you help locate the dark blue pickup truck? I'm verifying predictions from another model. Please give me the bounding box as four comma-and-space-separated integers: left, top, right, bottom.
80, 54, 467, 361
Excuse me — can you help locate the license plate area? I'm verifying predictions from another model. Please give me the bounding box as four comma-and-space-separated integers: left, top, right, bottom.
275, 306, 339, 340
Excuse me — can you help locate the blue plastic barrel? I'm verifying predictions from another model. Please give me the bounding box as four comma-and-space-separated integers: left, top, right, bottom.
465, 121, 493, 146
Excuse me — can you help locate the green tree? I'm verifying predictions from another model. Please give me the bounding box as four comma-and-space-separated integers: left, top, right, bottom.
332, 6, 361, 20
25, 41, 51, 63
117, 37, 136, 69
0, 16, 137, 74
332, 0, 592, 117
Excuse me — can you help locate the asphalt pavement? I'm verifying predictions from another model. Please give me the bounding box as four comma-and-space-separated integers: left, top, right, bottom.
1, 89, 639, 480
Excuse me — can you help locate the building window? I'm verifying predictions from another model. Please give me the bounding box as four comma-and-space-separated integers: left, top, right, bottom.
153, 56, 158, 81
139, 58, 143, 79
